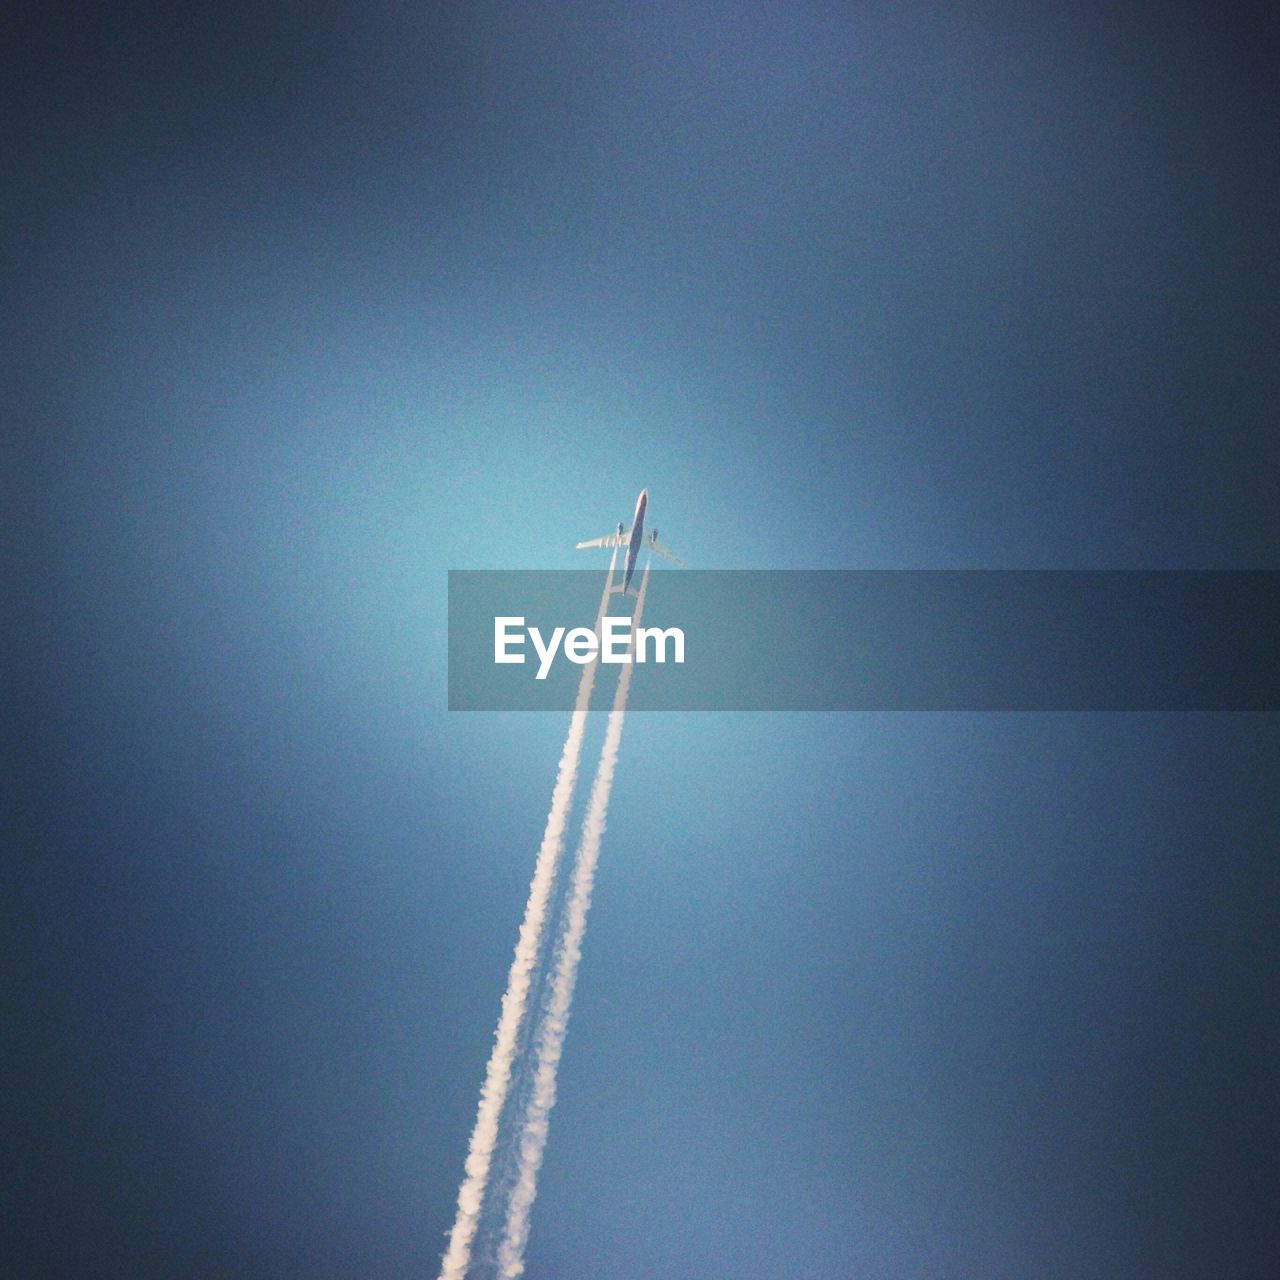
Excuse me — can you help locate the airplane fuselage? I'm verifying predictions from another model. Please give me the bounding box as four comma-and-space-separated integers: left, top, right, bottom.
623, 489, 647, 590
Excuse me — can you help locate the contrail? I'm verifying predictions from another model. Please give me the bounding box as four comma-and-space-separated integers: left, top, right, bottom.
497, 562, 650, 1279
438, 549, 618, 1280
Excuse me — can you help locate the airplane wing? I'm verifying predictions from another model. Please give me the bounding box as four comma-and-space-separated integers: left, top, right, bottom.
648, 538, 683, 566
575, 531, 628, 550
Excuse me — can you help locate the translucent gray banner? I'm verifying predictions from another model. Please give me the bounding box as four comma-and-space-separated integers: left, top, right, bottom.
447, 571, 1279, 711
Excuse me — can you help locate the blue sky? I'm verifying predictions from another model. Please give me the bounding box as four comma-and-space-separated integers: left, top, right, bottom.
7, 3, 1277, 1277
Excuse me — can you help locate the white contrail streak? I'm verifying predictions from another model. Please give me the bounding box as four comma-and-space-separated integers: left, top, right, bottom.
497, 563, 650, 1279
438, 549, 618, 1280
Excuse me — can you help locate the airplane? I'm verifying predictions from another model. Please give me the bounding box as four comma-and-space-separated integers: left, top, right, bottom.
575, 488, 683, 594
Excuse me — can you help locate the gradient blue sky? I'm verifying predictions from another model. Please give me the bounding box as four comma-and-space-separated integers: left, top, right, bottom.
7, 3, 1278, 1277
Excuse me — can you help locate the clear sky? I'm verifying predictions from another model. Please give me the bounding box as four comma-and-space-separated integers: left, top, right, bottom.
7, 3, 1278, 1278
